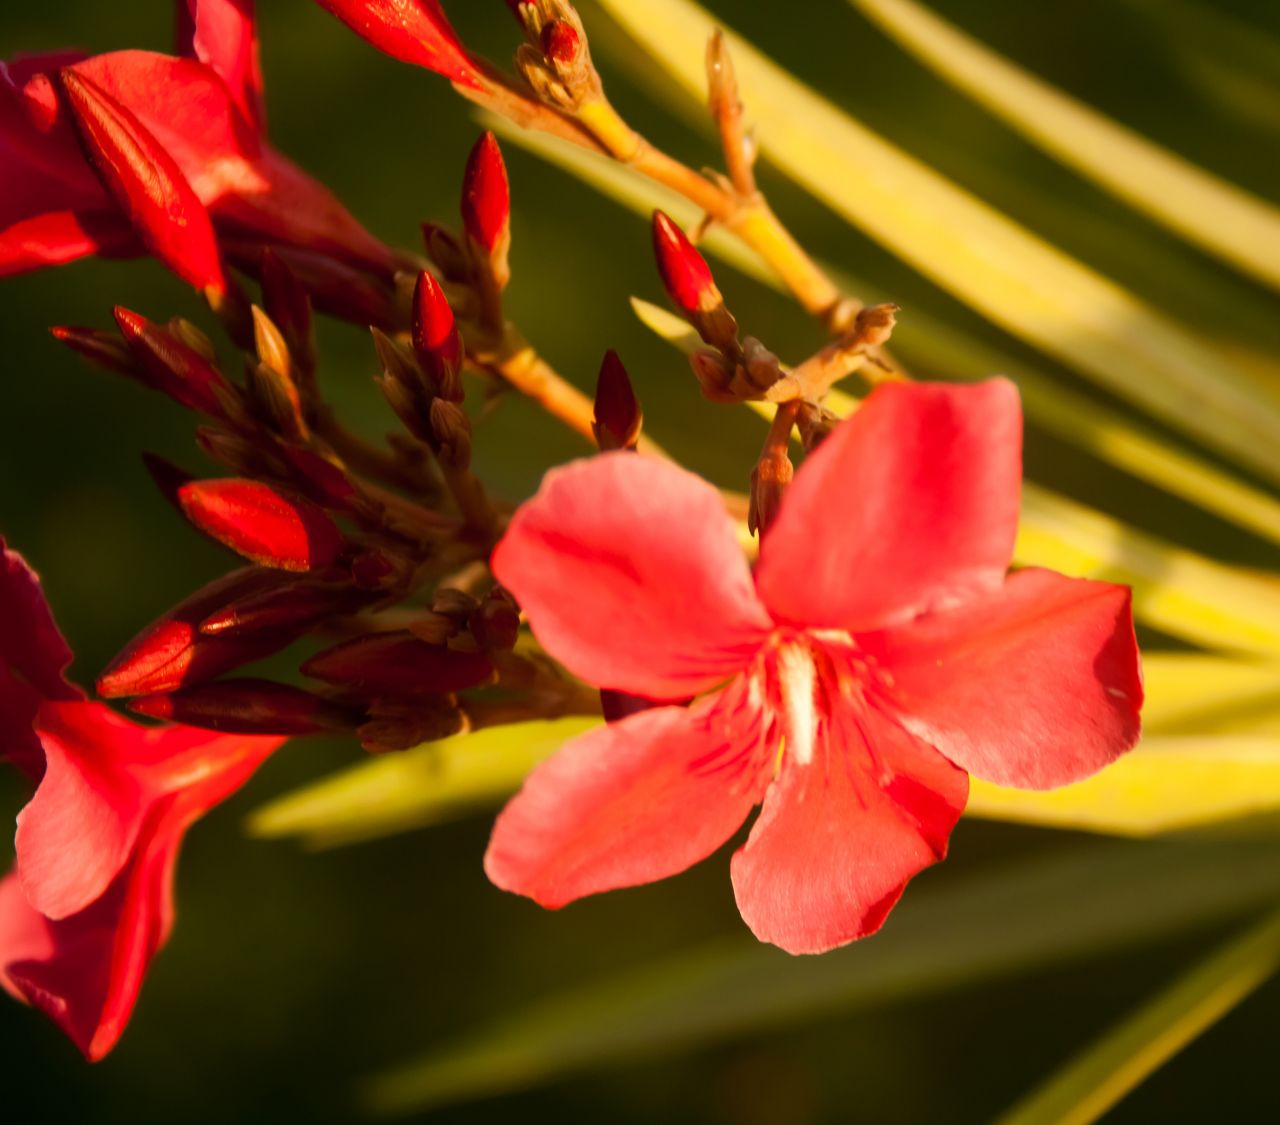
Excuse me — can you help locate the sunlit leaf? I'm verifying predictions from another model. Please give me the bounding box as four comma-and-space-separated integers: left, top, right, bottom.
968, 738, 1280, 837
365, 840, 1280, 1113
498, 120, 1280, 551
994, 904, 1280, 1125
246, 717, 599, 849
850, 0, 1280, 291
588, 0, 1280, 486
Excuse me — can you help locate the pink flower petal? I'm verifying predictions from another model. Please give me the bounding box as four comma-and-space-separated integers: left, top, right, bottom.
177, 0, 266, 131
755, 380, 1022, 632
865, 568, 1143, 789
731, 704, 967, 954
15, 703, 150, 920
486, 677, 774, 907
492, 453, 773, 700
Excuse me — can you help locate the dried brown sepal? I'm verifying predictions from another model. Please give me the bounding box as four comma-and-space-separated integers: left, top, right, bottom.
260, 249, 316, 377
429, 399, 473, 469
245, 357, 309, 443
358, 697, 467, 754
469, 587, 521, 652
51, 325, 139, 377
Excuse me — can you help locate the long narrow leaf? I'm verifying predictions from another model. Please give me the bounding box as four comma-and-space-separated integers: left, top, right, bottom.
588, 0, 1280, 485
365, 840, 1280, 1113
994, 904, 1280, 1125
850, 0, 1280, 291
494, 119, 1280, 550
246, 717, 598, 849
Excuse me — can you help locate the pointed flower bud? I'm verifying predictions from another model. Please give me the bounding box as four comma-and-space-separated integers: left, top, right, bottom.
592, 349, 642, 451
50, 325, 138, 377
260, 249, 315, 374
58, 69, 226, 297
462, 132, 511, 258
411, 272, 464, 401
177, 479, 347, 572
429, 399, 472, 468
141, 452, 195, 512
128, 678, 360, 736
199, 574, 373, 636
97, 568, 298, 697
113, 307, 236, 417
312, 0, 483, 89
542, 20, 582, 66
301, 630, 494, 695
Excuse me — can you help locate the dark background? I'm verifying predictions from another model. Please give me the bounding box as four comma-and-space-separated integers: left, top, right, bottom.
2, 1, 1279, 1120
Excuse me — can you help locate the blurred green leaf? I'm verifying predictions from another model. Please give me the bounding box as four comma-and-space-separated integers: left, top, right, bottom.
850, 0, 1280, 291
994, 903, 1280, 1125
499, 121, 1280, 551
1122, 0, 1280, 136
246, 717, 598, 849
588, 0, 1280, 486
365, 840, 1280, 1114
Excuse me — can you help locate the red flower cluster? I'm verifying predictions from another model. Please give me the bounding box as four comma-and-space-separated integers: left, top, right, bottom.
1, 0, 391, 294
0, 540, 284, 1059
487, 381, 1143, 953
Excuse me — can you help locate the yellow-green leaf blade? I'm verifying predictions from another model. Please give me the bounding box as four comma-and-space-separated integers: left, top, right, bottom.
246, 717, 597, 849
851, 0, 1280, 291
994, 904, 1280, 1125
365, 841, 1280, 1114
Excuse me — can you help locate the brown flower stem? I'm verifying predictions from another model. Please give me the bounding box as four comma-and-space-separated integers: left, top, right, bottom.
312, 405, 434, 494
438, 461, 500, 546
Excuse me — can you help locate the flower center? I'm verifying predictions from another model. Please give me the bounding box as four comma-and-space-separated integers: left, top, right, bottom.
775, 641, 819, 766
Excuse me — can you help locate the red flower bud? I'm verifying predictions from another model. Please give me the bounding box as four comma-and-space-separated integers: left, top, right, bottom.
651, 210, 718, 318
411, 272, 464, 401
301, 630, 494, 695
50, 325, 138, 377
542, 20, 581, 66
461, 132, 510, 256
113, 307, 236, 417
178, 479, 347, 572
141, 452, 195, 511
199, 575, 374, 636
312, 0, 483, 89
128, 678, 360, 736
592, 349, 642, 451
260, 248, 315, 372
58, 69, 226, 297
97, 568, 298, 697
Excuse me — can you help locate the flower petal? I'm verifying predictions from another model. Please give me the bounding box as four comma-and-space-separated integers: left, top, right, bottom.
485, 677, 774, 907
755, 380, 1022, 632
177, 0, 266, 131
866, 568, 1143, 789
492, 453, 773, 700
731, 703, 967, 954
15, 703, 149, 920
1, 537, 80, 701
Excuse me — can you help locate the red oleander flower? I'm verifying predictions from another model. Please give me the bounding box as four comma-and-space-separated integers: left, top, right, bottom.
485, 380, 1143, 954
0, 538, 284, 1059
0, 1, 391, 280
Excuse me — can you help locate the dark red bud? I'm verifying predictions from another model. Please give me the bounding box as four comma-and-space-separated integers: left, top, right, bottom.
128, 678, 361, 736
141, 452, 195, 511
301, 630, 494, 695
58, 69, 226, 296
113, 307, 234, 416
469, 590, 520, 652
411, 272, 465, 400
461, 132, 511, 255
50, 325, 137, 376
199, 576, 373, 636
97, 568, 298, 697
178, 479, 347, 572
260, 249, 315, 372
592, 349, 642, 451
542, 20, 582, 65
652, 210, 718, 318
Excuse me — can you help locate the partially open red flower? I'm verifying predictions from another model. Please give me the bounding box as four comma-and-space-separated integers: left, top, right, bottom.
0, 7, 391, 281
0, 538, 284, 1058
485, 380, 1143, 954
